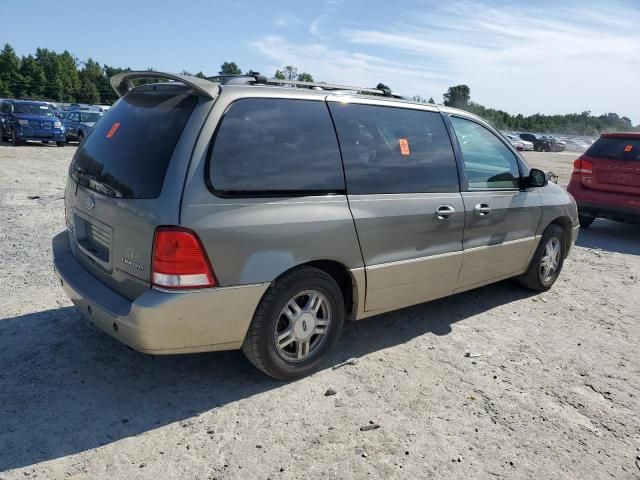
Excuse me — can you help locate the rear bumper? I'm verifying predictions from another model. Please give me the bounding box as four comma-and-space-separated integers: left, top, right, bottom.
52, 231, 269, 354
576, 201, 640, 223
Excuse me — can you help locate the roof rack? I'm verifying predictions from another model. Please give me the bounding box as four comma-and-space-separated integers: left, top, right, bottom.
207, 73, 404, 99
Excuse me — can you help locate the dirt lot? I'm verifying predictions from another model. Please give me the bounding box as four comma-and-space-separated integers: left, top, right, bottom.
0, 144, 639, 480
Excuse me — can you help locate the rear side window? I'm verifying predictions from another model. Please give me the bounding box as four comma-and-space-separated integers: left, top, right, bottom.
328, 103, 459, 194
209, 98, 344, 195
586, 137, 640, 161
71, 89, 198, 198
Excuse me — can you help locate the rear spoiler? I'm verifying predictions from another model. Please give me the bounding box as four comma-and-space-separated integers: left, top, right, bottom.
110, 71, 219, 99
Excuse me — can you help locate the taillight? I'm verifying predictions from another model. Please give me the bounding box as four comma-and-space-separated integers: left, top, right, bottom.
573, 158, 593, 175
152, 227, 217, 289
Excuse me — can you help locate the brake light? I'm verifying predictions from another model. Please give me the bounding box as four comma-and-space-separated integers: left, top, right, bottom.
152, 227, 217, 289
572, 158, 593, 175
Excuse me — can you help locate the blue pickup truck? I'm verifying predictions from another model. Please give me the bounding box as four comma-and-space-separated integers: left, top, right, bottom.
0, 99, 66, 146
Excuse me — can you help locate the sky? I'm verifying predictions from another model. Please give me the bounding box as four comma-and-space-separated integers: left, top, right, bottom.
5, 0, 640, 122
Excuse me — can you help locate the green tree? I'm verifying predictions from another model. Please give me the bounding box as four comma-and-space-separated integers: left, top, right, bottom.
219, 61, 241, 75
376, 82, 390, 90
0, 43, 21, 97
297, 72, 314, 82
19, 54, 46, 98
275, 66, 298, 81
428, 97, 435, 103
443, 85, 470, 109
77, 77, 100, 103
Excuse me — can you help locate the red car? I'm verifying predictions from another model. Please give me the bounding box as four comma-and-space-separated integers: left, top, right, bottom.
567, 132, 640, 228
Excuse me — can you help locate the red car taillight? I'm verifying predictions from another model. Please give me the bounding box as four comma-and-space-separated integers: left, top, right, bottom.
573, 158, 593, 175
152, 227, 217, 289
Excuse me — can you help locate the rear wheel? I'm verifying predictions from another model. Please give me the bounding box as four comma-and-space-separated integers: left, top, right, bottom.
517, 225, 566, 292
56, 141, 65, 147
242, 267, 345, 379
578, 214, 595, 228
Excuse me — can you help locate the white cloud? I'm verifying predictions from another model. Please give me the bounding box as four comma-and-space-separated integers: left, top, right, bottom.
256, 1, 640, 122
248, 35, 448, 92
274, 13, 304, 28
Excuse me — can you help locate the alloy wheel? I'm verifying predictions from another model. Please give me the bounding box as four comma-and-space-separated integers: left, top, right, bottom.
273, 289, 331, 362
540, 237, 561, 282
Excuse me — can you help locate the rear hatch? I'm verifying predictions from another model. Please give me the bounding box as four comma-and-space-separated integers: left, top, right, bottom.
65, 83, 205, 300
578, 134, 640, 197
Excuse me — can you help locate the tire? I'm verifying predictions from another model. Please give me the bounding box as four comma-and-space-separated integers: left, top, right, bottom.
578, 214, 595, 228
517, 225, 566, 292
242, 266, 345, 379
56, 141, 65, 147
78, 132, 84, 144
11, 128, 22, 146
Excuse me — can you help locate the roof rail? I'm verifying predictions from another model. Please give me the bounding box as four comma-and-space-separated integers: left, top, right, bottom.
207, 73, 404, 99
110, 71, 219, 99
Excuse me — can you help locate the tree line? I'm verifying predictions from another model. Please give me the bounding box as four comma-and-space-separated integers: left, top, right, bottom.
0, 43, 636, 135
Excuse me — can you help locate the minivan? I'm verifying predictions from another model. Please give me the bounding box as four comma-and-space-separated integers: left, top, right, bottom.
52, 72, 579, 379
567, 132, 640, 227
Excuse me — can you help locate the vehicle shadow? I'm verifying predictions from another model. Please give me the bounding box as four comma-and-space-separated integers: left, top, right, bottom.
0, 280, 534, 472
576, 219, 640, 256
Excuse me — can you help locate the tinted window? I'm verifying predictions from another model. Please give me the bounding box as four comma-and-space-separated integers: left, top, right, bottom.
13, 103, 54, 116
71, 88, 197, 198
586, 137, 640, 161
451, 116, 520, 189
210, 98, 344, 194
329, 103, 459, 194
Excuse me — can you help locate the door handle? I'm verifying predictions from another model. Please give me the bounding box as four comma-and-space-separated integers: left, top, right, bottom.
474, 203, 492, 216
435, 204, 456, 220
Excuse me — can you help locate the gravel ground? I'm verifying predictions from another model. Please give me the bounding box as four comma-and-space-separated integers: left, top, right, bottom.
0, 143, 639, 480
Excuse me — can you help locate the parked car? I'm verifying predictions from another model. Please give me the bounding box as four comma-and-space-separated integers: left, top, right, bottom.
52, 71, 579, 379
0, 99, 66, 146
563, 139, 589, 152
567, 132, 640, 227
63, 110, 103, 143
519, 133, 564, 152
506, 134, 533, 151
93, 104, 111, 112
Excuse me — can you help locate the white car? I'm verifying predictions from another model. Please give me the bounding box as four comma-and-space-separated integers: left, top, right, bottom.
506, 134, 533, 151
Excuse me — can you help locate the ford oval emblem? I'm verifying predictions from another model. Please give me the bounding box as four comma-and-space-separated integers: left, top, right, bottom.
85, 196, 95, 210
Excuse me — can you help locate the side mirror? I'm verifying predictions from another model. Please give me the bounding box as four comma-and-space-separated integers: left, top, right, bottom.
525, 168, 548, 188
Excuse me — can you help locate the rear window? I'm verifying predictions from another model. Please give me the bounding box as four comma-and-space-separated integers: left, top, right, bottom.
329, 103, 459, 194
71, 89, 198, 198
209, 98, 344, 195
586, 137, 640, 161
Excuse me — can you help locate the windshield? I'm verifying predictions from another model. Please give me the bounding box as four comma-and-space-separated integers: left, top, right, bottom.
13, 103, 53, 116
78, 112, 102, 122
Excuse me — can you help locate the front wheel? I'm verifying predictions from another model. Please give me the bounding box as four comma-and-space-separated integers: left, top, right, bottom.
78, 132, 84, 144
242, 267, 345, 379
11, 128, 22, 146
517, 225, 566, 292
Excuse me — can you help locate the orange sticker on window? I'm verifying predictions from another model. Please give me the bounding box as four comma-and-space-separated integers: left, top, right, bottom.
106, 122, 121, 139
624, 144, 633, 152
399, 138, 410, 156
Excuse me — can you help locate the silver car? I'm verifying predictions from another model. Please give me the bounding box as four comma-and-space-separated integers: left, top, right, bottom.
52, 72, 579, 379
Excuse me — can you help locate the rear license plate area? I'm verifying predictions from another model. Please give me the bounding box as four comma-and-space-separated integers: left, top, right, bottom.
73, 213, 112, 267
